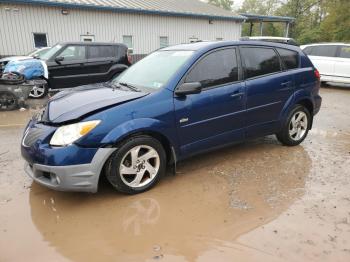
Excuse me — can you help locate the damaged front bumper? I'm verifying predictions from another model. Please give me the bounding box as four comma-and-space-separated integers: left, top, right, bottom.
21, 120, 116, 193
24, 148, 116, 193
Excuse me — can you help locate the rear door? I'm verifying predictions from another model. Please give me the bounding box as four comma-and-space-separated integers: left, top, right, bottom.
174, 47, 246, 156
240, 46, 295, 137
333, 45, 350, 82
48, 45, 88, 89
307, 45, 338, 78
86, 45, 119, 83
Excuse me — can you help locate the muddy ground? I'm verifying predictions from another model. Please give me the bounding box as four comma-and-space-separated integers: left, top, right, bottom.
0, 86, 349, 262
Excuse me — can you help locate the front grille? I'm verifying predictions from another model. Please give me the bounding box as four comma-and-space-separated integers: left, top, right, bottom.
23, 127, 46, 147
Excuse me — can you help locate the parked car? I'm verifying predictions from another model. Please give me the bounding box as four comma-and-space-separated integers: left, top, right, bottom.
301, 43, 350, 84
41, 42, 130, 95
21, 41, 322, 194
0, 47, 50, 99
0, 47, 51, 75
241, 36, 299, 46
3, 42, 131, 98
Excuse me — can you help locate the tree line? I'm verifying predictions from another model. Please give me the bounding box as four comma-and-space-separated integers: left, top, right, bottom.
208, 0, 350, 44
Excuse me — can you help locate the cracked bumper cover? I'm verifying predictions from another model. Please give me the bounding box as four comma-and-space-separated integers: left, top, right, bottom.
24, 148, 116, 193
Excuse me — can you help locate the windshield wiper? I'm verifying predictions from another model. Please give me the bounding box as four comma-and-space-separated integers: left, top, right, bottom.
118, 82, 141, 92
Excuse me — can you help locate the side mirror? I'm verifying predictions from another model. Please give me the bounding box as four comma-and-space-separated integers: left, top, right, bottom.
175, 82, 202, 96
55, 56, 64, 64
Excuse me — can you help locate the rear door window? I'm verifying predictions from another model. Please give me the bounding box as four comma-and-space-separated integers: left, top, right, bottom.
185, 48, 239, 88
339, 46, 350, 58
240, 47, 281, 79
88, 45, 117, 59
309, 45, 338, 57
276, 48, 299, 70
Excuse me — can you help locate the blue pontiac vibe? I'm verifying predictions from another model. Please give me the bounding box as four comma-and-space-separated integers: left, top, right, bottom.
21, 41, 322, 194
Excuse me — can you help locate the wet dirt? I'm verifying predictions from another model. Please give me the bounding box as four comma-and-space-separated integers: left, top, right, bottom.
0, 88, 350, 262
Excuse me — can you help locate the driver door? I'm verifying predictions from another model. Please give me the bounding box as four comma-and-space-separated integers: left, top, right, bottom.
48, 45, 89, 89
174, 47, 246, 157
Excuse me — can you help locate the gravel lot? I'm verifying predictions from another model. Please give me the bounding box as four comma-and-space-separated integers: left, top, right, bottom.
0, 86, 349, 262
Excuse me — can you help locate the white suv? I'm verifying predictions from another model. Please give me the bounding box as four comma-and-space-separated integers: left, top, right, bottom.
301, 43, 350, 84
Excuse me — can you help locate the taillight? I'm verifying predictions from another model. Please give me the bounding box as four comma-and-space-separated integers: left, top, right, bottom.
127, 54, 132, 64
314, 69, 320, 79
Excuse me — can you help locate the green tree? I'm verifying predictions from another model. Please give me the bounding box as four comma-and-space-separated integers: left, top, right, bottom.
208, 0, 234, 11
239, 0, 283, 37
320, 0, 350, 41
275, 0, 326, 43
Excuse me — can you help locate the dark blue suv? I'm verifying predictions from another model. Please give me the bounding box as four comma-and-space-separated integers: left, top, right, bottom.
21, 41, 322, 194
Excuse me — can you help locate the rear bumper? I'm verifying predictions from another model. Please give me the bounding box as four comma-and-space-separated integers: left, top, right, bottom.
24, 148, 116, 193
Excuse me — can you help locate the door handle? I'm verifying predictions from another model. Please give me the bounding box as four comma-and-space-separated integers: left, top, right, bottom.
281, 81, 292, 87
230, 91, 244, 99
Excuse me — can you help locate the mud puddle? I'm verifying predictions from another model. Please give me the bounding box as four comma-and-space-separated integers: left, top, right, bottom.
1, 87, 350, 262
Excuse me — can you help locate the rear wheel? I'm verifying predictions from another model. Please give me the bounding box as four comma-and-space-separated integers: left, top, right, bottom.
276, 105, 311, 146
105, 136, 166, 194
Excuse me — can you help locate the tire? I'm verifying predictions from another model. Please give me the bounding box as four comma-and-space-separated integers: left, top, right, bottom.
276, 104, 311, 146
0, 91, 18, 111
105, 135, 166, 194
320, 81, 328, 87
29, 83, 48, 99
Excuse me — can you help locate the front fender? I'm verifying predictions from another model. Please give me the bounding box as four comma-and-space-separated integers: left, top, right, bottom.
101, 117, 178, 149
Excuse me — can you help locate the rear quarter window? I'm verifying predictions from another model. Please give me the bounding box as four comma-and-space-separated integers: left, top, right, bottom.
276, 48, 299, 70
339, 46, 350, 58
241, 47, 281, 79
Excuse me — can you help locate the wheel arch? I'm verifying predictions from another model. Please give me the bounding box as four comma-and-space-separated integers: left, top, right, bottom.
296, 98, 314, 115
117, 131, 175, 165
280, 91, 315, 129
101, 118, 179, 164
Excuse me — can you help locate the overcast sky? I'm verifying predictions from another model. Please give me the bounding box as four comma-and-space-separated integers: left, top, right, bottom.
234, 0, 244, 8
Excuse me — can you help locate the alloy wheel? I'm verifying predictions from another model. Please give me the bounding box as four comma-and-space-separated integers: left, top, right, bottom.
29, 85, 46, 98
119, 145, 160, 188
289, 111, 308, 141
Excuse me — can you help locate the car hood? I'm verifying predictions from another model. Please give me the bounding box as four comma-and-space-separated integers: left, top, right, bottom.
41, 83, 149, 124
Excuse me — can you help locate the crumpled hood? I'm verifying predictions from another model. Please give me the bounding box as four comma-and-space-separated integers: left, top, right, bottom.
41, 83, 148, 124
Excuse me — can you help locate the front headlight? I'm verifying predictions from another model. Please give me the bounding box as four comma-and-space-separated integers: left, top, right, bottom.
50, 120, 101, 146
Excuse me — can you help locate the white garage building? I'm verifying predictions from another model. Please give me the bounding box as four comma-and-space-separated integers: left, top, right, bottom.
0, 0, 245, 57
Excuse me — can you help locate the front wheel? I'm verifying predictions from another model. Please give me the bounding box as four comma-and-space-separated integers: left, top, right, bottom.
276, 105, 311, 146
0, 91, 18, 111
29, 83, 48, 99
105, 136, 166, 194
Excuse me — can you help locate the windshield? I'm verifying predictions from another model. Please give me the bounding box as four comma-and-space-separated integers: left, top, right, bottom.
27, 48, 51, 58
40, 44, 62, 60
113, 50, 194, 90
26, 49, 38, 56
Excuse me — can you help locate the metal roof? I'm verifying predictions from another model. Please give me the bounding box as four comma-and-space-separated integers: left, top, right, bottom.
1, 0, 246, 21
240, 13, 295, 23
